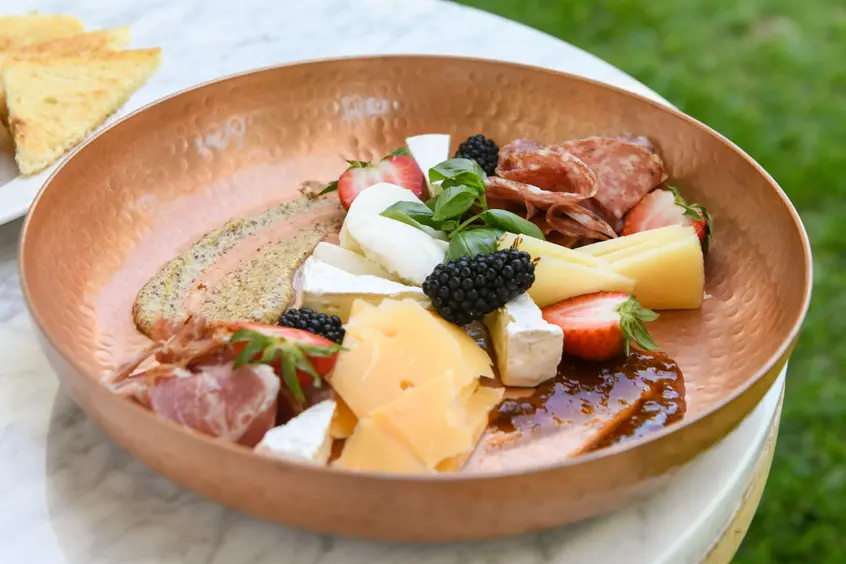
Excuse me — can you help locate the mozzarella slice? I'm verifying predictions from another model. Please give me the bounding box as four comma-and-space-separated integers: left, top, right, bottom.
312, 241, 395, 280
484, 293, 563, 387
255, 400, 337, 465
299, 257, 428, 322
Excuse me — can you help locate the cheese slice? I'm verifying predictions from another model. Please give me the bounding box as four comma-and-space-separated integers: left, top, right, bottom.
333, 299, 490, 418
529, 256, 636, 308
254, 400, 336, 465
334, 416, 432, 474
330, 396, 358, 439
298, 257, 428, 322
499, 232, 608, 268
485, 293, 563, 387
370, 375, 478, 467
609, 232, 704, 310
311, 241, 395, 279
576, 225, 691, 257
406, 133, 450, 197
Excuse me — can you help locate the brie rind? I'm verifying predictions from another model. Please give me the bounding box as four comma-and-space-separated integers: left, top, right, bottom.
484, 293, 563, 387
299, 257, 428, 322
255, 400, 337, 465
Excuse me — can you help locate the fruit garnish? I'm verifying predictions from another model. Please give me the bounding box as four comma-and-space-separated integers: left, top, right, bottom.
380, 157, 544, 260
454, 134, 499, 177
541, 291, 659, 361
230, 323, 342, 410
621, 187, 713, 251
278, 307, 345, 343
422, 247, 536, 326
320, 148, 424, 210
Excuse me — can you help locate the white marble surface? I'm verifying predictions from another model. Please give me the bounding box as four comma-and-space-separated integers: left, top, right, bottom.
0, 1, 782, 562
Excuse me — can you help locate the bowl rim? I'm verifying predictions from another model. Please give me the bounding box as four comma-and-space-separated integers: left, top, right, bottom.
18, 54, 813, 481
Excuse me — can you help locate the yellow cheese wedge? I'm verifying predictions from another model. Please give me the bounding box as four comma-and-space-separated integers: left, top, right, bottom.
329, 396, 358, 439
609, 232, 704, 309
499, 232, 609, 268
576, 225, 691, 257
529, 256, 636, 308
334, 416, 432, 474
436, 385, 505, 472
430, 314, 495, 381
332, 299, 491, 418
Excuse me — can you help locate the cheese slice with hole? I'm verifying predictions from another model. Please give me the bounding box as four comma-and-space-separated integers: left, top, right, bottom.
334, 415, 432, 474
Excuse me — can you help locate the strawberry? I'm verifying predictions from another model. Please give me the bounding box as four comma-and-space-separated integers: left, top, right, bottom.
320, 147, 424, 210
621, 187, 713, 251
229, 322, 342, 410
542, 291, 660, 362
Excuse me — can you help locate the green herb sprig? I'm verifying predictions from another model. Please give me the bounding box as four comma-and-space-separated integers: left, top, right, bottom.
380, 158, 544, 260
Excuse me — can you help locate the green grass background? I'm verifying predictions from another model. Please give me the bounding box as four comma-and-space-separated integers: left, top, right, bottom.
452, 1, 844, 561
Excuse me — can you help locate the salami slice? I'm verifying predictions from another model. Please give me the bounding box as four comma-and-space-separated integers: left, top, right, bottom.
546, 202, 617, 241
497, 147, 598, 198
499, 138, 544, 162
555, 137, 667, 221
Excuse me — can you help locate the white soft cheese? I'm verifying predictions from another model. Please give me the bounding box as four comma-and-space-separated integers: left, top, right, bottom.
406, 133, 450, 197
255, 400, 337, 465
312, 241, 395, 280
299, 257, 428, 322
484, 293, 563, 387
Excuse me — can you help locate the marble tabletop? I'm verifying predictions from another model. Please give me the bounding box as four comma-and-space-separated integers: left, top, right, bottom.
0, 1, 784, 562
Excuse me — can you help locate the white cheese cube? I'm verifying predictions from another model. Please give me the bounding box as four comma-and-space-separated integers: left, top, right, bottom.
255, 400, 337, 465
484, 293, 563, 387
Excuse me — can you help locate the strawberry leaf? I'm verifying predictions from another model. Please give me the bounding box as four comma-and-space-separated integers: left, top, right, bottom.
383, 147, 410, 158
318, 181, 338, 195
346, 160, 371, 168
280, 352, 306, 405
700, 205, 714, 252
617, 296, 660, 355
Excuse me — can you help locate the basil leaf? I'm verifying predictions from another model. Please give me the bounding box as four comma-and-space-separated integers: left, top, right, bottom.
446, 227, 504, 261
433, 185, 477, 222
429, 158, 487, 184
380, 209, 429, 232
381, 201, 438, 227
441, 171, 486, 194
440, 219, 458, 232
480, 209, 545, 240
425, 195, 439, 211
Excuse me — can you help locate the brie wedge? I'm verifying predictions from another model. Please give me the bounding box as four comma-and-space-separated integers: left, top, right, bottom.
299, 257, 428, 322
484, 293, 563, 387
255, 400, 337, 465
406, 133, 450, 198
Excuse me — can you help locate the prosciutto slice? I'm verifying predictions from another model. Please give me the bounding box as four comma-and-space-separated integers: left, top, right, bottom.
112, 317, 279, 447
556, 136, 667, 221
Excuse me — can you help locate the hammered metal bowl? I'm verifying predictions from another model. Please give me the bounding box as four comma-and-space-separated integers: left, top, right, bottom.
19, 56, 811, 542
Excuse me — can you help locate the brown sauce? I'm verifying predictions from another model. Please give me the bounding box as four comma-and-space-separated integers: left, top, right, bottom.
489, 351, 686, 452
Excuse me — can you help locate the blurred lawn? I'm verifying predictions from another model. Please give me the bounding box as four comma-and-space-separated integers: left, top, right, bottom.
453, 1, 844, 561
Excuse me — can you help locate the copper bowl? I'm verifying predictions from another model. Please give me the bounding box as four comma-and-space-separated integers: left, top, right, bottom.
19, 56, 812, 542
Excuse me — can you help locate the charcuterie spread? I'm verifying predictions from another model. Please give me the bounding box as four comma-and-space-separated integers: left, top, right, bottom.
115, 131, 713, 474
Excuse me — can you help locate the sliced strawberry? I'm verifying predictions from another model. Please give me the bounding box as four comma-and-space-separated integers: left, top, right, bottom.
542, 291, 659, 361
229, 322, 341, 410
320, 148, 424, 210
621, 187, 713, 251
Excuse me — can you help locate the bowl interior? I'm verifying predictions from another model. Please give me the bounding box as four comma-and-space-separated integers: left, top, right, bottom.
21, 56, 810, 464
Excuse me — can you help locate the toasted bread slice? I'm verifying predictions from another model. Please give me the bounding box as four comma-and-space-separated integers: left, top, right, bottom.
0, 26, 132, 125
4, 48, 162, 175
0, 14, 85, 51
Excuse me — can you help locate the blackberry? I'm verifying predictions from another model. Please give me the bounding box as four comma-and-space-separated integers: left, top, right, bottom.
454, 134, 499, 177
278, 308, 345, 343
422, 249, 535, 326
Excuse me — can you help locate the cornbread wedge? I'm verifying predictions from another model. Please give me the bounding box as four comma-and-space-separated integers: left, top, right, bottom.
4, 48, 161, 175
0, 14, 84, 51
0, 26, 132, 125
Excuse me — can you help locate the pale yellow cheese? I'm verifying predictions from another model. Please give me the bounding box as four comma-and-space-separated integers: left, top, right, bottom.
332, 299, 492, 418
499, 232, 609, 268
576, 225, 691, 257
430, 314, 495, 380
334, 416, 432, 474
436, 386, 504, 472
329, 395, 358, 439
371, 375, 478, 467
609, 232, 704, 310
529, 256, 636, 308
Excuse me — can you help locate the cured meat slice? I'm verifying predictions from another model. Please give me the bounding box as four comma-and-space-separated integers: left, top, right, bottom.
499, 138, 544, 161
497, 145, 598, 199
546, 202, 618, 241
112, 316, 279, 447
556, 137, 667, 221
